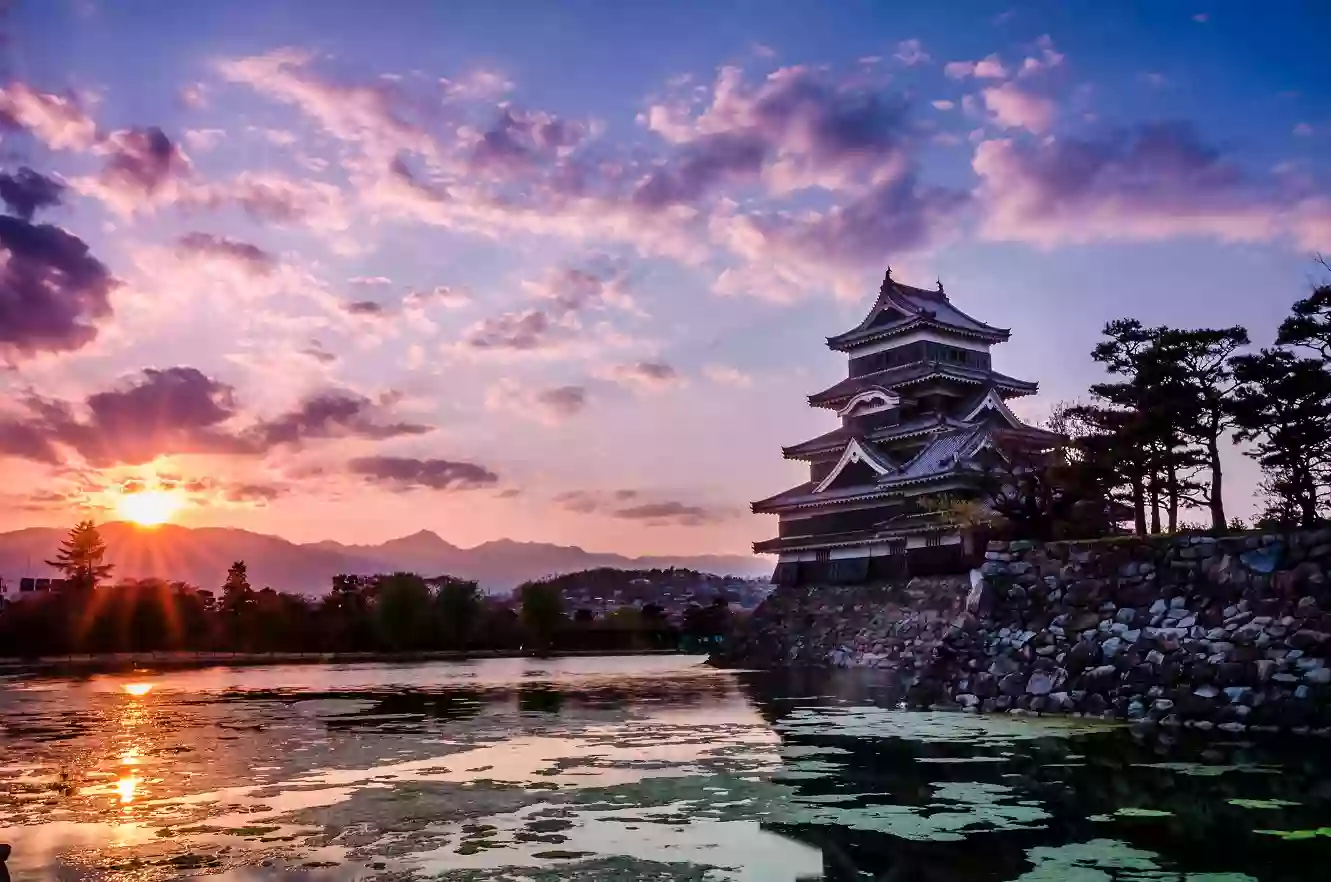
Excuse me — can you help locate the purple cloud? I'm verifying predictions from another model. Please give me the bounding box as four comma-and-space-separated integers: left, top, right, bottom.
611, 500, 733, 526
0, 367, 245, 466
0, 82, 98, 150
0, 167, 65, 220
466, 309, 552, 350
973, 123, 1331, 249
0, 215, 116, 360
176, 232, 277, 275
534, 385, 588, 417
610, 361, 681, 391
0, 370, 430, 467
98, 127, 191, 200
641, 65, 912, 200
343, 299, 388, 317
347, 455, 499, 491
248, 390, 432, 448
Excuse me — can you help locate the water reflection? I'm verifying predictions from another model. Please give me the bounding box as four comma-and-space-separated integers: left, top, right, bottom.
0, 659, 1329, 881
122, 682, 154, 697
738, 669, 1331, 882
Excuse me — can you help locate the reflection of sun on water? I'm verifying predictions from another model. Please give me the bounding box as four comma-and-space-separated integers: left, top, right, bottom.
115, 489, 184, 526
116, 774, 137, 804
123, 682, 154, 696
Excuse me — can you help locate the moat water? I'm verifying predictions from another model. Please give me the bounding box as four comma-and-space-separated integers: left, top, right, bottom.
1, 656, 1329, 881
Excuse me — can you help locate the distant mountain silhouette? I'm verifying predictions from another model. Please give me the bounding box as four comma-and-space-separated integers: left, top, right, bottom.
0, 522, 768, 595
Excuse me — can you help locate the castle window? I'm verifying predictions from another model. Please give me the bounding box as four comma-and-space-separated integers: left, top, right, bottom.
925, 535, 942, 548
814, 549, 831, 562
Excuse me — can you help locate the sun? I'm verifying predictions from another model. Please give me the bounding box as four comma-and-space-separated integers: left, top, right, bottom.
116, 490, 184, 527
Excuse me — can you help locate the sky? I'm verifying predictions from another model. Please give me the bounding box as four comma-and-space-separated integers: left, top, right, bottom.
0, 0, 1329, 555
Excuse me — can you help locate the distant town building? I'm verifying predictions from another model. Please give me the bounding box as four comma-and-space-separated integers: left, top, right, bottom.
752, 269, 1058, 585
17, 577, 66, 593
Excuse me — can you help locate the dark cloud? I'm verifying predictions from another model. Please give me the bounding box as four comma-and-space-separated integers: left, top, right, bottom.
176, 232, 277, 275
0, 367, 245, 466
747, 174, 966, 265
471, 109, 589, 175
179, 476, 286, 504
612, 361, 680, 389
971, 122, 1329, 248
466, 309, 552, 350
0, 215, 116, 360
405, 284, 470, 309
388, 155, 449, 202
348, 455, 499, 492
343, 299, 387, 317
302, 340, 337, 364
632, 133, 766, 209
0, 369, 429, 467
638, 66, 911, 209
0, 416, 62, 464
0, 167, 65, 220
611, 500, 733, 526
99, 127, 190, 198
553, 489, 600, 514
247, 390, 432, 448
465, 265, 628, 352
554, 489, 726, 525
534, 385, 587, 418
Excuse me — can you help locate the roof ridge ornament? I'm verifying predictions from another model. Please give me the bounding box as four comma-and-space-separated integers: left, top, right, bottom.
880, 267, 892, 293
936, 278, 945, 295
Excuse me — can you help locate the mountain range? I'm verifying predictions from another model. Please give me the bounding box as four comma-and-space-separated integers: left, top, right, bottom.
0, 523, 769, 595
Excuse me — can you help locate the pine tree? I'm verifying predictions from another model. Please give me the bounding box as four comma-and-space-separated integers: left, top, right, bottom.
1231, 349, 1331, 527
44, 520, 114, 591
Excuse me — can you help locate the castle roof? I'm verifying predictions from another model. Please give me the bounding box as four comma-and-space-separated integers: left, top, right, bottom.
827, 271, 1010, 351
808, 362, 1037, 408
754, 425, 1007, 512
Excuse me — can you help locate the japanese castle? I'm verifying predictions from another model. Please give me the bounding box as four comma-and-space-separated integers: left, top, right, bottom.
753, 269, 1059, 585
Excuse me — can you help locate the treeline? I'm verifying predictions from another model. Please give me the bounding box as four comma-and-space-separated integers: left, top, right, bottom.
0, 524, 732, 658
973, 265, 1331, 540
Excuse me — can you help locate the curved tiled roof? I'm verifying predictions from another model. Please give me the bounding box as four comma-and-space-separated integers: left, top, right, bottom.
782, 413, 960, 459
808, 362, 1038, 407
827, 273, 1009, 350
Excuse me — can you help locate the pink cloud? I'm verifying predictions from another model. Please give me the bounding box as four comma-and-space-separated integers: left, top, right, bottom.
944, 55, 1008, 80
703, 364, 753, 387
0, 82, 99, 150
972, 125, 1331, 250
982, 83, 1057, 133
484, 378, 588, 424
893, 39, 930, 66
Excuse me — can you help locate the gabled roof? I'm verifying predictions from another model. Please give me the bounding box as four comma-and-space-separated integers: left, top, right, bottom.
827, 271, 1010, 351
754, 426, 1001, 512
813, 438, 898, 492
782, 412, 964, 460
808, 362, 1038, 408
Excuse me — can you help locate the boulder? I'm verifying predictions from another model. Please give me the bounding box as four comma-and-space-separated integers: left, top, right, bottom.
1026, 672, 1055, 695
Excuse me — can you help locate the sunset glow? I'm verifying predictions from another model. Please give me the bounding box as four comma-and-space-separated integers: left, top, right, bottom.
0, 2, 1327, 554
116, 491, 184, 527
123, 682, 154, 697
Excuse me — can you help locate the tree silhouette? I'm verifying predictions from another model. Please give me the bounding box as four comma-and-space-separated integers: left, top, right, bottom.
1231, 348, 1331, 527
44, 520, 113, 591
519, 581, 565, 650
223, 560, 250, 595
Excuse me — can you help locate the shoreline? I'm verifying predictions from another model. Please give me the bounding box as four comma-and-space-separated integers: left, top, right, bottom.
0, 647, 691, 675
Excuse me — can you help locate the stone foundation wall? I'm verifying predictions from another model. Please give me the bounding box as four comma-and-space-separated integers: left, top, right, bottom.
721, 529, 1331, 731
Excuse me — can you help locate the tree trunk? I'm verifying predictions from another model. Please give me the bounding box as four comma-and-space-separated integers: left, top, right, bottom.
1166, 456, 1179, 533
1299, 467, 1319, 528
1131, 471, 1147, 536
1148, 472, 1161, 534
1207, 432, 1225, 532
